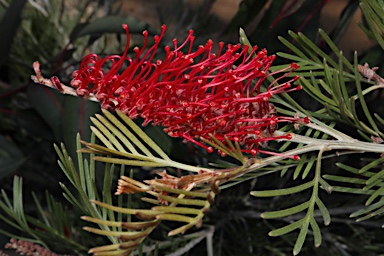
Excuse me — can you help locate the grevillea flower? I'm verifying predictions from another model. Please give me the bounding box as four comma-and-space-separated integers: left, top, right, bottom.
51, 24, 309, 157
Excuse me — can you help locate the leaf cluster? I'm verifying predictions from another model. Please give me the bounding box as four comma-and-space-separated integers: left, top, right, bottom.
0, 176, 87, 254
236, 1, 384, 254
3, 0, 384, 255
77, 109, 222, 255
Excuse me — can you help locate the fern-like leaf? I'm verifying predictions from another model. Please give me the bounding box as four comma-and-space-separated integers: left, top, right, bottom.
81, 173, 220, 254
251, 150, 331, 255
324, 157, 384, 225
270, 29, 384, 140
0, 176, 87, 254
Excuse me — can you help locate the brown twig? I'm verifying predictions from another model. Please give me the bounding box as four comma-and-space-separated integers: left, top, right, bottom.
30, 61, 99, 102
358, 62, 384, 85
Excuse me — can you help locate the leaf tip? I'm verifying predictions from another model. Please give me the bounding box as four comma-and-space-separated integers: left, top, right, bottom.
80, 216, 89, 220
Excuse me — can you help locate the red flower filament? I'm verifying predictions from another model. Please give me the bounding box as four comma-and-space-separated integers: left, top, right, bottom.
69, 24, 308, 157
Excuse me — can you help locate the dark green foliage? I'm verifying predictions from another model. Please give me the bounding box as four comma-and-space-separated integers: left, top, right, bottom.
1, 0, 384, 255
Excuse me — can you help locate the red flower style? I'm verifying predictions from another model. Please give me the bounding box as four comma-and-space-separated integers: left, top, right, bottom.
67, 24, 308, 157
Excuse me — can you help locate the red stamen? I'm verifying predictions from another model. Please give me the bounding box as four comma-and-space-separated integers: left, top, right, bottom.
66, 23, 308, 159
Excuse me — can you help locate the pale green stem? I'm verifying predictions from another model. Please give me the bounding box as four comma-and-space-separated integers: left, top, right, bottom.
159, 121, 384, 175
243, 122, 384, 174
304, 122, 354, 142
156, 158, 212, 173
351, 84, 384, 100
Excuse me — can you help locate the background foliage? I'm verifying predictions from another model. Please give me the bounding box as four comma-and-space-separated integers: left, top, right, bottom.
1, 0, 384, 255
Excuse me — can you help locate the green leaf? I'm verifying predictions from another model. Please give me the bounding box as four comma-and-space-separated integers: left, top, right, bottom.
353, 52, 380, 135
98, 110, 142, 154
27, 86, 63, 140
319, 178, 333, 194
299, 32, 337, 66
32, 192, 50, 227
366, 186, 384, 206
315, 198, 331, 226
360, 1, 384, 51
288, 31, 321, 64
156, 214, 195, 223
350, 198, 384, 217
28, 86, 100, 162
309, 218, 322, 247
330, 186, 377, 195
356, 209, 384, 222
359, 157, 384, 174
143, 125, 173, 155
59, 182, 84, 211
335, 162, 359, 174
251, 180, 314, 197
57, 137, 121, 244
224, 0, 269, 33
0, 0, 27, 67
327, 1, 359, 46
250, 0, 322, 53
156, 194, 207, 206
0, 176, 87, 252
293, 154, 308, 180
115, 110, 170, 159
319, 29, 354, 71
102, 164, 115, 222
374, 113, 384, 126
302, 155, 317, 179
293, 217, 309, 255
70, 15, 157, 42
62, 97, 101, 163
0, 4, 5, 20
323, 175, 366, 185
269, 219, 305, 237
0, 135, 25, 178
90, 125, 116, 150
366, 169, 384, 186
277, 37, 308, 60
93, 156, 169, 167
152, 206, 202, 215
261, 201, 309, 219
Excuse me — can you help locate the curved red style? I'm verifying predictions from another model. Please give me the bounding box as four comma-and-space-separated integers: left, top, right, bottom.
69, 24, 308, 156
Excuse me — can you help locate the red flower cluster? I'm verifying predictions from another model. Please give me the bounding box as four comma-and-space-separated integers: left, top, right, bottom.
68, 24, 308, 156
